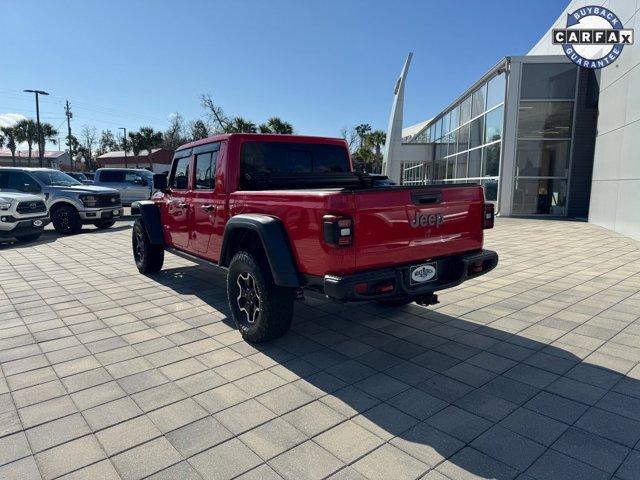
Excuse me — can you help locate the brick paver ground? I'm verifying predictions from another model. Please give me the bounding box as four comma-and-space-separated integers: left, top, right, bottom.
1, 218, 640, 480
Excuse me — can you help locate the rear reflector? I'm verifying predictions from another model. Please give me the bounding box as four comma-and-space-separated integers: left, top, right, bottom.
483, 203, 495, 229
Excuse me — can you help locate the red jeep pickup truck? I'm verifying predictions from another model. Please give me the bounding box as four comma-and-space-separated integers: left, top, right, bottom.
132, 134, 497, 342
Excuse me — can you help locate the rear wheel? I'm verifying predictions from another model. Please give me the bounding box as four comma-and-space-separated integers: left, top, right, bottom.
52, 205, 82, 235
132, 218, 164, 273
93, 220, 116, 229
15, 233, 41, 243
227, 250, 294, 342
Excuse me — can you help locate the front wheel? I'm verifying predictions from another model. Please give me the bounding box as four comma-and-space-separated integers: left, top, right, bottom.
227, 250, 294, 342
132, 218, 164, 273
15, 233, 42, 243
52, 205, 82, 235
93, 220, 116, 230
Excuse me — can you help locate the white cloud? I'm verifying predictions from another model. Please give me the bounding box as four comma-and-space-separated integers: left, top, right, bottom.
0, 113, 26, 128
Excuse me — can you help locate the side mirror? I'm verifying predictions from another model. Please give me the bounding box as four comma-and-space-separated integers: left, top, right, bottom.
153, 173, 168, 192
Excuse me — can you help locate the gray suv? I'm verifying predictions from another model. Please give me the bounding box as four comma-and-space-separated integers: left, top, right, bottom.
0, 168, 122, 235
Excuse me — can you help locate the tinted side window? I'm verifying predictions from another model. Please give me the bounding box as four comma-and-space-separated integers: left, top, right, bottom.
99, 171, 125, 183
0, 171, 39, 192
124, 172, 144, 184
170, 157, 190, 190
194, 151, 219, 190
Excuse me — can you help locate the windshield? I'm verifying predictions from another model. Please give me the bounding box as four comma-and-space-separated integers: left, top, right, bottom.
32, 170, 81, 186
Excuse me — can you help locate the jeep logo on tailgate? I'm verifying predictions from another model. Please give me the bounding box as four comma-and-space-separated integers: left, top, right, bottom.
410, 212, 444, 228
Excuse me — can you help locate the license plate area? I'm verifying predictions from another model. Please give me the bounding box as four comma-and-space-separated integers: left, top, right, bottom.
409, 262, 437, 285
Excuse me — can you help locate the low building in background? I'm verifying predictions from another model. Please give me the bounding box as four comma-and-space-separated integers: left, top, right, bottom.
97, 148, 173, 174
385, 0, 638, 240
0, 149, 72, 170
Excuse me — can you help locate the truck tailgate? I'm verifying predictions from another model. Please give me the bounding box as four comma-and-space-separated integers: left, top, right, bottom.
353, 185, 485, 271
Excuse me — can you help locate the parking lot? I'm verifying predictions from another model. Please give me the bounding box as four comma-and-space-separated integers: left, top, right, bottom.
1, 218, 640, 480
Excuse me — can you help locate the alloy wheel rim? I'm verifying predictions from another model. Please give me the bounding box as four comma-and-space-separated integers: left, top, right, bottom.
134, 229, 145, 262
236, 272, 260, 324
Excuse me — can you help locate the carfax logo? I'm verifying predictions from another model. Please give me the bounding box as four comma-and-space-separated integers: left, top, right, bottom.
552, 5, 634, 69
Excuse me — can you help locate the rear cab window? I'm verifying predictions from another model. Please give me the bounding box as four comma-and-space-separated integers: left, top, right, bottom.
99, 170, 125, 183
239, 141, 350, 189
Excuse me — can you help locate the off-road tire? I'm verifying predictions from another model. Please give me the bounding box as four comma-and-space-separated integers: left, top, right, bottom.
52, 205, 82, 235
227, 250, 295, 342
15, 233, 41, 243
376, 298, 415, 307
93, 220, 116, 229
132, 218, 164, 273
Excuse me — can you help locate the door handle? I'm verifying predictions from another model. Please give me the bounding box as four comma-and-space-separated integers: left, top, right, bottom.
178, 203, 188, 209
201, 204, 215, 212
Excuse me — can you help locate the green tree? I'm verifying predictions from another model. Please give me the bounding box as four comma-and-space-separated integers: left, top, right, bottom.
128, 131, 143, 168
355, 124, 372, 149
189, 120, 210, 141
39, 123, 58, 167
225, 117, 257, 133
137, 127, 163, 169
258, 117, 293, 134
367, 130, 386, 156
14, 119, 38, 166
96, 130, 119, 157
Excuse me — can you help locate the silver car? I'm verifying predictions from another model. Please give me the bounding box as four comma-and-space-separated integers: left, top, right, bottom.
94, 168, 153, 205
0, 191, 50, 243
0, 168, 122, 235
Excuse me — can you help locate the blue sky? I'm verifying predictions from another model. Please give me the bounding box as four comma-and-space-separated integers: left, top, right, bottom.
1, 0, 564, 148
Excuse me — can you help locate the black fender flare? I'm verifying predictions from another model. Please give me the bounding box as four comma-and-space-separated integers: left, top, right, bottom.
132, 201, 164, 246
220, 214, 300, 288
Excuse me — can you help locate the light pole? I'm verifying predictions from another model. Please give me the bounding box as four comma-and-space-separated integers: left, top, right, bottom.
119, 127, 128, 168
23, 89, 49, 167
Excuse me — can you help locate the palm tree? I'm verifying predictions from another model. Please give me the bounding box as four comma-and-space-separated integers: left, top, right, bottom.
14, 119, 38, 166
258, 117, 293, 134
355, 124, 372, 150
0, 127, 18, 166
367, 130, 386, 156
225, 117, 257, 133
137, 127, 163, 170
39, 123, 58, 167
128, 131, 143, 168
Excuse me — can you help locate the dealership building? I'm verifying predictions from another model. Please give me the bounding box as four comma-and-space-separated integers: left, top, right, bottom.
383, 0, 639, 240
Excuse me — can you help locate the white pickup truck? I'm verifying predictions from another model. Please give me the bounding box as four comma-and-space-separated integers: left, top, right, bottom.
0, 192, 50, 243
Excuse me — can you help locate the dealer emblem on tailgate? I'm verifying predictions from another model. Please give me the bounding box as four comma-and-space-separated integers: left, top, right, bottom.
410, 212, 444, 228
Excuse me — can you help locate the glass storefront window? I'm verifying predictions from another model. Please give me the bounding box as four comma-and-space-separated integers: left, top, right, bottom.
445, 157, 455, 179
520, 63, 577, 100
450, 105, 459, 131
443, 111, 451, 135
483, 144, 500, 176
457, 123, 469, 152
518, 101, 573, 139
455, 152, 468, 179
460, 96, 472, 125
472, 84, 487, 118
485, 106, 503, 143
516, 140, 570, 178
435, 159, 446, 180
468, 149, 481, 178
512, 178, 567, 215
470, 116, 484, 149
482, 179, 499, 202
486, 72, 505, 110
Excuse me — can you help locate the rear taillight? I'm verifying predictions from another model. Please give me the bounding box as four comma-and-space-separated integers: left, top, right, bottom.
323, 215, 353, 247
483, 203, 495, 229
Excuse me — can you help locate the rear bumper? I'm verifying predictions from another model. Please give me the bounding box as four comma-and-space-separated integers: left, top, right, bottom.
323, 249, 498, 301
0, 216, 50, 238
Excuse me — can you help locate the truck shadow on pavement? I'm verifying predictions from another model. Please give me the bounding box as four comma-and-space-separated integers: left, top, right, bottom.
0, 224, 132, 250
152, 264, 640, 480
